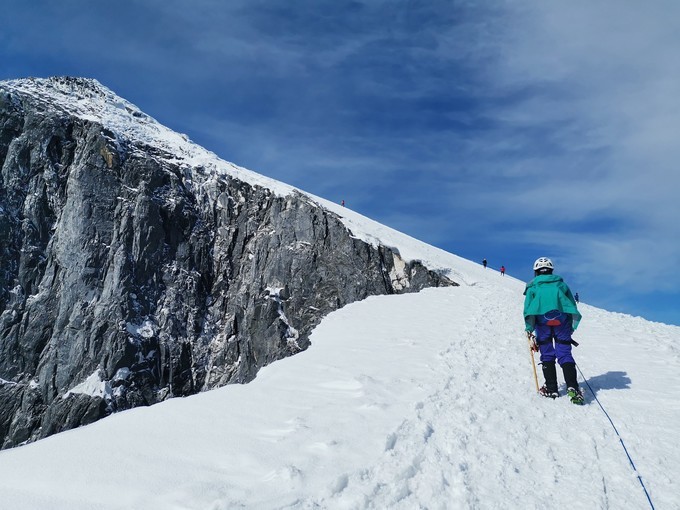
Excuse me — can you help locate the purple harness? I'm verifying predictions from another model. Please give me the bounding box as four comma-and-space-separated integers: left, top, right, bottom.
535, 310, 578, 364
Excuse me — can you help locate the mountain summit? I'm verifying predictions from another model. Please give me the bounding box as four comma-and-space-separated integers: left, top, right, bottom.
0, 77, 453, 448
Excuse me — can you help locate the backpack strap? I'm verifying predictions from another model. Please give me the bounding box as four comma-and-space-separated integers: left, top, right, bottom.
555, 338, 579, 347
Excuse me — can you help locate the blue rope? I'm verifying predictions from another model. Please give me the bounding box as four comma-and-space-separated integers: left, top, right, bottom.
576, 363, 656, 510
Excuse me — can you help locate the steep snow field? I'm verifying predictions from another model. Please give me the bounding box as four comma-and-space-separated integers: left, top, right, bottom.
0, 252, 678, 510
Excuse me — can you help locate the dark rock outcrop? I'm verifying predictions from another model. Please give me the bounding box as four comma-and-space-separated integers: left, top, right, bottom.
0, 77, 456, 449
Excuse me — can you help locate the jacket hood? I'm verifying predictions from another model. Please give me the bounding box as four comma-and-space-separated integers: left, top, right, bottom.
528, 274, 564, 286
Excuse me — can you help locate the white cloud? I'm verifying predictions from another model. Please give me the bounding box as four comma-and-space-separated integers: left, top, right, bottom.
434, 2, 680, 289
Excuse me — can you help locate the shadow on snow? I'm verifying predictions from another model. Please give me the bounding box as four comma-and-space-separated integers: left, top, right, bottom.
581, 370, 631, 397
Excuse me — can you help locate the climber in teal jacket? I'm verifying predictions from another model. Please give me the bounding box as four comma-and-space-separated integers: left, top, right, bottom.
523, 257, 584, 403
523, 274, 581, 333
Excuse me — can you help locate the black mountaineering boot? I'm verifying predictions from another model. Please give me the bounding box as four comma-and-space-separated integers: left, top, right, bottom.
539, 361, 559, 398
562, 362, 585, 404
561, 362, 579, 389
539, 385, 559, 399
567, 387, 585, 405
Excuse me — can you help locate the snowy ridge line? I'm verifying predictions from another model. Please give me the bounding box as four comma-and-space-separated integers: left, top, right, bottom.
1, 76, 492, 285
1, 77, 300, 198
577, 363, 656, 510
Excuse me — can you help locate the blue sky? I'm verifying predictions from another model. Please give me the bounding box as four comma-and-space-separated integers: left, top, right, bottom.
2, 1, 679, 326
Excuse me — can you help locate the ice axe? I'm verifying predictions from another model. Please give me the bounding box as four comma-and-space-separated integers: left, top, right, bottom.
527, 331, 540, 392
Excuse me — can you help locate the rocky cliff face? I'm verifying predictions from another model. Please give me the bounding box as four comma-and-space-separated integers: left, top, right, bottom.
0, 77, 455, 449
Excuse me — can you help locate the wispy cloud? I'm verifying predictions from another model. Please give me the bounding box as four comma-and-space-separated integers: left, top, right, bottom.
456, 2, 680, 297
2, 0, 679, 323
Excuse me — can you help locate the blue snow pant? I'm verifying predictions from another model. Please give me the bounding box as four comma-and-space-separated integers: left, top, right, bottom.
534, 311, 575, 365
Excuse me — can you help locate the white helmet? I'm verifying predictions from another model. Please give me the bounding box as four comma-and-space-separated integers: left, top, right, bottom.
533, 257, 553, 271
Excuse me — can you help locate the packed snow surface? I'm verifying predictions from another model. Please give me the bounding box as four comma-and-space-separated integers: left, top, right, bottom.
1, 77, 678, 509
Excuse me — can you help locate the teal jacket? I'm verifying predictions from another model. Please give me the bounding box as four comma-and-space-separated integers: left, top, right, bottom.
523, 274, 582, 332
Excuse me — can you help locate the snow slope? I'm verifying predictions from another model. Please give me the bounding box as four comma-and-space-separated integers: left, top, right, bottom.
1, 77, 678, 509
0, 242, 678, 509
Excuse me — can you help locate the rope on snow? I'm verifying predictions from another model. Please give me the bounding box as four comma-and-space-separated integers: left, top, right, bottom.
576, 363, 656, 510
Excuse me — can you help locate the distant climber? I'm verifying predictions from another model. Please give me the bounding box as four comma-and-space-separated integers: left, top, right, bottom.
523, 257, 584, 404
483, 258, 487, 269
500, 265, 506, 276
574, 292, 579, 303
